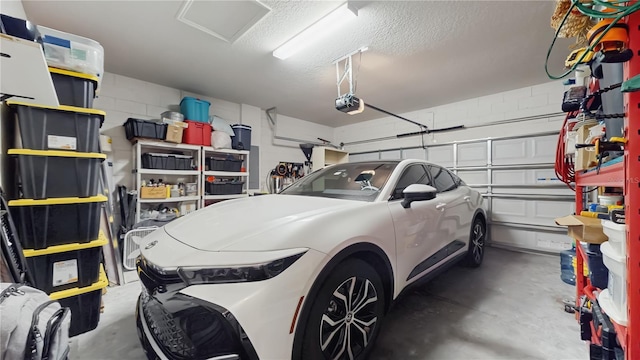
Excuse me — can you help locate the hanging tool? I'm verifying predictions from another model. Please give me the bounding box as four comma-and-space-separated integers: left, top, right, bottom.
575, 137, 626, 174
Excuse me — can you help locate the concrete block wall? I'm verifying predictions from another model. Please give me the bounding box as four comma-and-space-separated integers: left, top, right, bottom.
334, 81, 566, 155
93, 72, 331, 191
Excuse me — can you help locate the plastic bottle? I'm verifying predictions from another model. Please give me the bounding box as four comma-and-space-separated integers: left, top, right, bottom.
560, 245, 577, 285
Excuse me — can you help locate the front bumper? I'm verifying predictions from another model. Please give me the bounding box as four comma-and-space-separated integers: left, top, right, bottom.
135, 259, 258, 360
136, 248, 327, 359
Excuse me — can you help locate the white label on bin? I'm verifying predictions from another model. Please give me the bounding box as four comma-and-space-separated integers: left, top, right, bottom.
48, 135, 77, 150
52, 259, 78, 286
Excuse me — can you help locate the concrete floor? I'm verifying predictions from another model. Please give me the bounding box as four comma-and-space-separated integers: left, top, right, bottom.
70, 247, 588, 360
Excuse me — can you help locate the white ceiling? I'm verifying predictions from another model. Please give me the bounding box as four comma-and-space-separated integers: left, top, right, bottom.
23, 0, 571, 127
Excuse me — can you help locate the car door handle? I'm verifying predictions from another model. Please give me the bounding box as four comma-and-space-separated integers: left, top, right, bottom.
463, 196, 471, 202
435, 203, 447, 210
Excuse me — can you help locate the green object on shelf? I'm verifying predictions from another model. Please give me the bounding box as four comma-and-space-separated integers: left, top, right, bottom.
621, 74, 640, 93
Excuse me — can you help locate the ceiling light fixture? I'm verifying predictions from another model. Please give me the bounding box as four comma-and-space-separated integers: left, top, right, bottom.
272, 3, 357, 60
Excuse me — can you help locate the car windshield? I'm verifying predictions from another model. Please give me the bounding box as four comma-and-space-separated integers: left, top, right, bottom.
280, 161, 398, 202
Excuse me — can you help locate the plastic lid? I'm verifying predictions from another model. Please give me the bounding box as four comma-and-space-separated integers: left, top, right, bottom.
8, 195, 108, 207
5, 100, 105, 116
49, 265, 108, 300
181, 96, 211, 105
23, 232, 108, 257
48, 67, 99, 85
8, 149, 107, 159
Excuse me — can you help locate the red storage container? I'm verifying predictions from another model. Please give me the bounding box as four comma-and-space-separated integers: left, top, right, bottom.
183, 120, 211, 146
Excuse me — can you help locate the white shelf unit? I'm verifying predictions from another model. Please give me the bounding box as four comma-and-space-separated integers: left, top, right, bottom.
201, 147, 250, 205
139, 196, 200, 203
311, 146, 349, 170
133, 140, 202, 222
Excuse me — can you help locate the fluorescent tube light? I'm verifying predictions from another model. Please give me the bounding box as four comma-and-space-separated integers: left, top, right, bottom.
273, 3, 357, 60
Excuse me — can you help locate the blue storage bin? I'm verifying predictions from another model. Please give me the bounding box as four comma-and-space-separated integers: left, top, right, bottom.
180, 97, 210, 123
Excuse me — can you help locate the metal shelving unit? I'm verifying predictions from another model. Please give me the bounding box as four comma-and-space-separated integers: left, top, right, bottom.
201, 147, 250, 206
572, 9, 639, 359
133, 140, 202, 222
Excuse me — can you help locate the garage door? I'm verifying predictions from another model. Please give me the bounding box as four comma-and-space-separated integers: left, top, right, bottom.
348, 131, 574, 253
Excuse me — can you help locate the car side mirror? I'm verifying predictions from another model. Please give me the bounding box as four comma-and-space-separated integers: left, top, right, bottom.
401, 184, 437, 208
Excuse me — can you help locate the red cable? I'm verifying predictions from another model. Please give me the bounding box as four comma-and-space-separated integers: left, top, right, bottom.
555, 112, 577, 190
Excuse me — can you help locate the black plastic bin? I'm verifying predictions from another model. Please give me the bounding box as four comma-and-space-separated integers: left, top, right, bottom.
7, 101, 104, 153
231, 124, 251, 150
205, 181, 244, 195
124, 118, 167, 141
142, 153, 193, 170
49, 67, 98, 108
24, 236, 106, 294
52, 269, 107, 337
9, 149, 104, 199
206, 157, 242, 172
9, 195, 106, 249
586, 244, 609, 289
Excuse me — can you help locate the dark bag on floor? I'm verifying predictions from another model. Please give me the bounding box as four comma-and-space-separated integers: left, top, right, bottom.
0, 283, 71, 360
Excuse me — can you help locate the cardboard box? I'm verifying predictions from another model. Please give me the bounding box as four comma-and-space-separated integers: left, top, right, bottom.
575, 125, 598, 171
555, 215, 608, 244
140, 186, 168, 199
165, 122, 187, 143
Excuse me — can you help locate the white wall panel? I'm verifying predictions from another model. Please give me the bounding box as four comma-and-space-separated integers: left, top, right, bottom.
457, 142, 487, 167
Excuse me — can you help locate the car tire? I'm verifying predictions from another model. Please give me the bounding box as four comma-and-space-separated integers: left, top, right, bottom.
462, 216, 486, 268
300, 258, 385, 360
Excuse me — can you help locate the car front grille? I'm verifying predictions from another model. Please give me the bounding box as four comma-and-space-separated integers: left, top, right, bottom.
140, 289, 198, 358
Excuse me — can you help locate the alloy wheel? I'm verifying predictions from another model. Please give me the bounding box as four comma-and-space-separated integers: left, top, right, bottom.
472, 222, 485, 263
319, 276, 378, 360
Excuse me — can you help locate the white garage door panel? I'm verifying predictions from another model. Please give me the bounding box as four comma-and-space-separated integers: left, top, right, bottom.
457, 143, 487, 167
380, 150, 401, 160
532, 135, 558, 162
492, 198, 572, 226
402, 148, 427, 160
493, 169, 526, 185
535, 201, 575, 220
427, 146, 454, 167
492, 139, 527, 165
492, 135, 558, 165
349, 153, 379, 162
457, 170, 487, 185
491, 227, 572, 252
491, 198, 527, 218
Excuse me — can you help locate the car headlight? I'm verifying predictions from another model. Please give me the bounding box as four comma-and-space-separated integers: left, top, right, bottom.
176, 251, 306, 285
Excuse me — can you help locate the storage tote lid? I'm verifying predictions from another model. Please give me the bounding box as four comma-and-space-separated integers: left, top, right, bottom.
180, 96, 211, 105
8, 195, 108, 207
49, 265, 108, 300
5, 100, 105, 117
8, 148, 107, 160
48, 67, 99, 86
231, 124, 252, 130
23, 232, 108, 257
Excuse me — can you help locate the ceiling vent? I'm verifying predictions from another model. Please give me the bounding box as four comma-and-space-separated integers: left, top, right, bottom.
176, 0, 270, 43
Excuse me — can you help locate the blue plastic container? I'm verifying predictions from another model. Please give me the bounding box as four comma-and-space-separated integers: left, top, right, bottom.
180, 97, 210, 123
560, 248, 576, 286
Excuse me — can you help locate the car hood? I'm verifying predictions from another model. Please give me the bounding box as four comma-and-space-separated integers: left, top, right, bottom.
163, 194, 365, 252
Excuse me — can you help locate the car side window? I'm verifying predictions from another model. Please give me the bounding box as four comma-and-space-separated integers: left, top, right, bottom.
428, 165, 458, 193
390, 164, 431, 200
